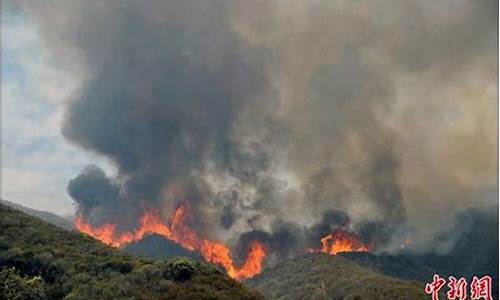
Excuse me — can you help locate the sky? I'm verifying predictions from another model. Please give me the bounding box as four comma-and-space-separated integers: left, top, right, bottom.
1, 5, 111, 216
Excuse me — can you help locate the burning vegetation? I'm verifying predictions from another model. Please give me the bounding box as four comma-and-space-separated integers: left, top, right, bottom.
75, 203, 376, 280
75, 203, 266, 281
315, 229, 371, 255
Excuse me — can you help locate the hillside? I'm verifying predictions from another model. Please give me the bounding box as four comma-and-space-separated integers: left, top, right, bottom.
123, 234, 202, 261
0, 199, 74, 231
341, 209, 499, 299
0, 203, 262, 300
248, 254, 426, 300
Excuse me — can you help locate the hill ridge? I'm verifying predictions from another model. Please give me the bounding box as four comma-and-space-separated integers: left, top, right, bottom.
0, 203, 262, 299
248, 253, 427, 300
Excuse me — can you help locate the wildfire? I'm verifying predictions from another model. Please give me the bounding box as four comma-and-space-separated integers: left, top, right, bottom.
74, 204, 266, 281
315, 229, 371, 255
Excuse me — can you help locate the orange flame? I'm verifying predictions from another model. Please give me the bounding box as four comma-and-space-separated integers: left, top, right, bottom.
74, 204, 266, 281
315, 229, 371, 255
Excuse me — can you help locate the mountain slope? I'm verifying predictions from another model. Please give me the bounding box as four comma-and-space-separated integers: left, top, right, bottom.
248, 254, 426, 300
0, 203, 262, 300
0, 199, 74, 231
123, 234, 202, 261
340, 209, 498, 299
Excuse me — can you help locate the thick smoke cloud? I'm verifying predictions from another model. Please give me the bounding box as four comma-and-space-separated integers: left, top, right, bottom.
63, 1, 268, 208
68, 165, 119, 210
18, 0, 497, 258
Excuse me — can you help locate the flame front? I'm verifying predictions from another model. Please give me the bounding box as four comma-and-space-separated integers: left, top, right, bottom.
74, 204, 266, 281
316, 229, 371, 255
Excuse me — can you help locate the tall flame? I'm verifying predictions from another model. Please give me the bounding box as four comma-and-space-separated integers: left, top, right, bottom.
74, 203, 266, 281
315, 229, 371, 255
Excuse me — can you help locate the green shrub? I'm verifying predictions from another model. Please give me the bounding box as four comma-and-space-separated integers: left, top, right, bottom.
0, 267, 47, 300
164, 258, 197, 281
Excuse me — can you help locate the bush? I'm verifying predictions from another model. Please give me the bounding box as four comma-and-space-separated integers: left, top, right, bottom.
101, 259, 133, 274
0, 267, 47, 300
164, 258, 197, 282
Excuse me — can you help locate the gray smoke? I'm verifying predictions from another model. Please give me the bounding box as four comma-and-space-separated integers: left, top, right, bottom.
17, 0, 498, 258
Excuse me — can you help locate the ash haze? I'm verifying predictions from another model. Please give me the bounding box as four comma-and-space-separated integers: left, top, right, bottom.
4, 0, 498, 258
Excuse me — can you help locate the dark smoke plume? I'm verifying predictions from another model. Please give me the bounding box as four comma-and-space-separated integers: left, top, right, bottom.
17, 0, 498, 258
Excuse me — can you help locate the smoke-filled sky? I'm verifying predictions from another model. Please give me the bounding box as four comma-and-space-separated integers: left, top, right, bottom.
2, 0, 498, 255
